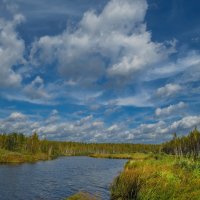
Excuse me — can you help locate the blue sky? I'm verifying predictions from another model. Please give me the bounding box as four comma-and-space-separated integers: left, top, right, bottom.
0, 0, 200, 143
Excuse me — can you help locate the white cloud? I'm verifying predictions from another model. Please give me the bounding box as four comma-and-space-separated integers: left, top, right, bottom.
122, 116, 200, 143
155, 102, 186, 117
0, 14, 25, 88
30, 0, 175, 85
1, 111, 200, 143
8, 112, 27, 121
23, 76, 51, 100
133, 120, 168, 139
145, 51, 200, 82
3, 93, 57, 105
170, 116, 200, 130
114, 92, 152, 107
156, 83, 182, 97
2, 77, 63, 105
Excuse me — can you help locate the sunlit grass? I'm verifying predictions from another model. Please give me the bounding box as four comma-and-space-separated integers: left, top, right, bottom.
65, 192, 100, 200
0, 148, 49, 163
89, 152, 150, 160
110, 154, 200, 200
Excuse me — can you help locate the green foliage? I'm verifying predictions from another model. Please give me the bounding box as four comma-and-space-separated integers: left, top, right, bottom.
0, 149, 48, 163
162, 128, 200, 160
0, 132, 160, 163
110, 154, 200, 200
0, 133, 66, 162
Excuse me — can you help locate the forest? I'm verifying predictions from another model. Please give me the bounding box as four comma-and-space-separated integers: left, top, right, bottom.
162, 127, 200, 160
0, 132, 160, 162
0, 128, 200, 162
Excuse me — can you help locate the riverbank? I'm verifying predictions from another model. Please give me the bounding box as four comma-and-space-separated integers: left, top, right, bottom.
110, 154, 200, 200
67, 153, 200, 200
3, 148, 200, 200
0, 148, 138, 164
0, 148, 53, 163
2, 148, 200, 200
89, 152, 148, 160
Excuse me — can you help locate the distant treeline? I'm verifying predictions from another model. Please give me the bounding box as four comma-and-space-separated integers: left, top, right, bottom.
162, 128, 200, 160
0, 132, 159, 157
0, 133, 64, 158
1, 128, 200, 159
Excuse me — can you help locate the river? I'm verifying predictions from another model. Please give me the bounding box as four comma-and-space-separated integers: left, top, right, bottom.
0, 156, 126, 200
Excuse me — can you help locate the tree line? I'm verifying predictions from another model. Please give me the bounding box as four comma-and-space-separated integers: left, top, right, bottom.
0, 132, 159, 157
0, 132, 64, 157
1, 128, 200, 160
162, 127, 200, 160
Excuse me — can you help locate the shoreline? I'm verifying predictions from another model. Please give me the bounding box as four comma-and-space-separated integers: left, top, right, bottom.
2, 150, 200, 200
0, 150, 132, 165
0, 149, 59, 164
0, 149, 135, 164
66, 153, 200, 200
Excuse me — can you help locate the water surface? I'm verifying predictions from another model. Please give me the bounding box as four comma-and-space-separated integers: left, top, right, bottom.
0, 156, 126, 200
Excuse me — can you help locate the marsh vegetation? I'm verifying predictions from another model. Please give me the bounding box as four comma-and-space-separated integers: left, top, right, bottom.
67, 128, 200, 200
0, 132, 158, 163
1, 129, 200, 199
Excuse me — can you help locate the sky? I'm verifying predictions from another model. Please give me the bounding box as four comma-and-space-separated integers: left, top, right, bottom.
0, 0, 200, 143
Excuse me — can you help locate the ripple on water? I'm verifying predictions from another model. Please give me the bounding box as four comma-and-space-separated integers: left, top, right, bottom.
0, 156, 126, 200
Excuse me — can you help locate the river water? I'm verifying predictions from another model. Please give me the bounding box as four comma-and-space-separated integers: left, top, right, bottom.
0, 156, 126, 200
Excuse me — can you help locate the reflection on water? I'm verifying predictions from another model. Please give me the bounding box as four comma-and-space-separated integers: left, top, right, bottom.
0, 156, 126, 200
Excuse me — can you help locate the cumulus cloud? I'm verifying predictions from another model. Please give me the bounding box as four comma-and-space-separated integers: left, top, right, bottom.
23, 76, 51, 100
170, 116, 200, 131
126, 116, 200, 143
30, 0, 175, 85
0, 14, 25, 88
2, 76, 64, 105
155, 102, 186, 117
114, 93, 152, 107
1, 110, 200, 143
0, 112, 32, 133
0, 111, 124, 142
8, 112, 27, 121
131, 121, 168, 142
156, 83, 182, 97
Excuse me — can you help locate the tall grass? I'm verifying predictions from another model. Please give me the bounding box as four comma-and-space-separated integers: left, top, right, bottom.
110, 154, 200, 200
110, 169, 142, 200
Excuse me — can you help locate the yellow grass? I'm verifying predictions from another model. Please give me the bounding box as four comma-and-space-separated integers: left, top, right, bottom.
111, 154, 200, 200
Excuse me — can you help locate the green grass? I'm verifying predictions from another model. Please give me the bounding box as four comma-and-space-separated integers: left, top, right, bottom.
65, 192, 100, 200
110, 154, 200, 200
0, 148, 50, 163
89, 153, 151, 160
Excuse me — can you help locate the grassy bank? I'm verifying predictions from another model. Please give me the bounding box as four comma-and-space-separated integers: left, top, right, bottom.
0, 148, 53, 163
110, 153, 200, 200
89, 153, 149, 160
67, 153, 200, 200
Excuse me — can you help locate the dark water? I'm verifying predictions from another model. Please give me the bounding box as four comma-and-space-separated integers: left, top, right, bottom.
0, 156, 126, 200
